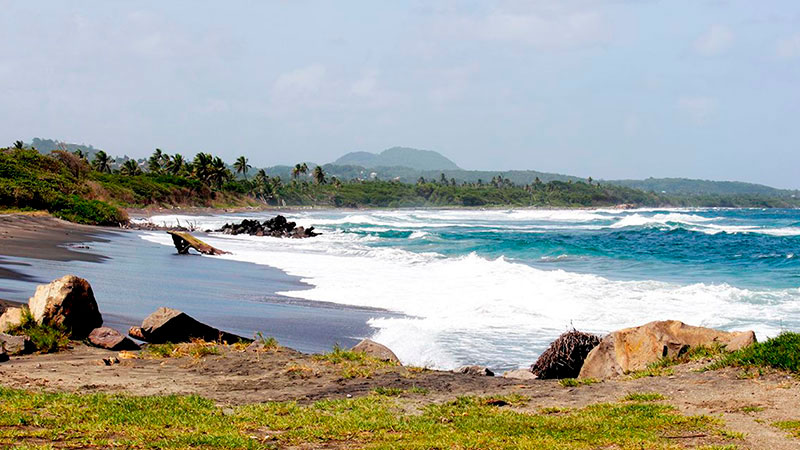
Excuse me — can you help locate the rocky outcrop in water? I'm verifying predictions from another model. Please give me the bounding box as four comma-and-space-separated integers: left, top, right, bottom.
216, 215, 319, 238
578, 320, 756, 379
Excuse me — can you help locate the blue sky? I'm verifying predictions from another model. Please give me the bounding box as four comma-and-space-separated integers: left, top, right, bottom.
2, 1, 799, 187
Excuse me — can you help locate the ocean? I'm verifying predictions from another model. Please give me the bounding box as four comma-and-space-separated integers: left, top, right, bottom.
137, 208, 800, 372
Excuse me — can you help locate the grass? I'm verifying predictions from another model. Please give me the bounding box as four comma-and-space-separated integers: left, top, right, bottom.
0, 387, 741, 449
253, 332, 279, 351
141, 340, 220, 359
627, 366, 676, 379
623, 392, 666, 402
5, 308, 70, 354
774, 420, 800, 438
706, 332, 800, 374
314, 343, 398, 379
558, 377, 599, 387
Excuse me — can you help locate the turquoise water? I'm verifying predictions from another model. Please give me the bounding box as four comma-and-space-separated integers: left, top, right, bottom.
140, 208, 800, 371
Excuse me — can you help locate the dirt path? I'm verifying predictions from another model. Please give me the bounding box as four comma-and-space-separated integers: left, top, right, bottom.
1, 344, 798, 449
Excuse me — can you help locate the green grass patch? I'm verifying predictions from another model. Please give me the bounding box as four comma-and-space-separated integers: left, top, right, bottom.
623, 392, 666, 402
5, 308, 70, 353
314, 343, 397, 379
774, 420, 800, 438
739, 405, 764, 413
627, 366, 676, 379
253, 332, 279, 350
558, 377, 599, 387
141, 340, 220, 359
0, 387, 741, 448
706, 332, 800, 373
373, 386, 405, 396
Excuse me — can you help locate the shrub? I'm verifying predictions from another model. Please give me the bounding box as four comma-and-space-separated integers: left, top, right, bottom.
531, 330, 601, 379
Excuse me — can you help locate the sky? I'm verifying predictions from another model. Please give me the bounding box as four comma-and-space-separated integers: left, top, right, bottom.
1, 1, 799, 188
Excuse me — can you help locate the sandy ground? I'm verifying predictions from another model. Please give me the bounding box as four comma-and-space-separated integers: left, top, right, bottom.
0, 344, 798, 449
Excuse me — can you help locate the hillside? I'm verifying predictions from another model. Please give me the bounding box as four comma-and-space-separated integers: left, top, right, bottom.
333, 147, 460, 170
608, 177, 799, 198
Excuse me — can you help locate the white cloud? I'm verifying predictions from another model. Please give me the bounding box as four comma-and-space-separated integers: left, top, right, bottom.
271, 64, 327, 101
350, 70, 379, 97
677, 96, 716, 124
434, 4, 611, 49
776, 33, 800, 59
694, 24, 734, 56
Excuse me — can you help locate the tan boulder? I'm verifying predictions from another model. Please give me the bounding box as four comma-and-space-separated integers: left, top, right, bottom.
502, 369, 538, 380
351, 339, 400, 364
0, 307, 24, 333
28, 275, 102, 339
579, 320, 756, 379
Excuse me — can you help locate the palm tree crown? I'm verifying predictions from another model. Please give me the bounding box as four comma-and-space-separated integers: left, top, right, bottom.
234, 156, 251, 180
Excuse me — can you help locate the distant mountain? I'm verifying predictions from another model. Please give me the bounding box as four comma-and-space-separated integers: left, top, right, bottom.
29, 138, 103, 159
333, 147, 461, 171
607, 177, 799, 198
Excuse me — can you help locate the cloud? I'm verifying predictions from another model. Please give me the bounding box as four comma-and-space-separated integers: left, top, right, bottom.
433, 4, 611, 49
776, 33, 800, 59
694, 24, 734, 56
271, 64, 327, 101
677, 96, 716, 124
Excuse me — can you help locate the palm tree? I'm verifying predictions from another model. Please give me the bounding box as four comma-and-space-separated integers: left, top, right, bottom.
166, 154, 185, 175
192, 153, 213, 182
210, 156, 231, 187
73, 149, 88, 161
12, 140, 24, 149
292, 163, 308, 180
92, 150, 112, 173
148, 148, 164, 173
120, 159, 142, 176
312, 166, 326, 185
233, 156, 251, 180
331, 177, 342, 188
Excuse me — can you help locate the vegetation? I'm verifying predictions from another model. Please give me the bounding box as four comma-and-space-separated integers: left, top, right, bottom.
706, 332, 800, 374
774, 420, 800, 438
558, 377, 600, 387
314, 343, 398, 379
622, 392, 666, 402
0, 387, 740, 449
5, 308, 70, 354
140, 340, 221, 359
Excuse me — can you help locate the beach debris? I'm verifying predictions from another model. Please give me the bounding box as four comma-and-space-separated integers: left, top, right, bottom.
128, 307, 251, 344
0, 349, 8, 363
0, 333, 33, 355
216, 215, 320, 238
531, 330, 601, 380
454, 365, 494, 376
351, 339, 401, 364
579, 320, 757, 379
168, 231, 230, 255
88, 327, 140, 351
28, 275, 103, 339
502, 369, 538, 380
0, 306, 24, 333
99, 356, 120, 366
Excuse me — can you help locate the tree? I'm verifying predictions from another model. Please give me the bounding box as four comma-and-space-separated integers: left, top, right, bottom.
331, 176, 342, 188
417, 177, 426, 185
312, 165, 326, 184
73, 149, 88, 161
192, 153, 213, 182
148, 148, 164, 173
210, 156, 231, 187
292, 162, 309, 179
234, 156, 251, 180
439, 173, 448, 185
120, 159, 142, 176
12, 140, 24, 149
166, 154, 185, 175
92, 150, 112, 173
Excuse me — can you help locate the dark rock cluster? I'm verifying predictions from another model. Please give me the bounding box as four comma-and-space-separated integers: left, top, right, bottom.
216, 215, 319, 238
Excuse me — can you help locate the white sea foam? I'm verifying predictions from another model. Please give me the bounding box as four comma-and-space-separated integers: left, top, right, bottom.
139, 210, 800, 370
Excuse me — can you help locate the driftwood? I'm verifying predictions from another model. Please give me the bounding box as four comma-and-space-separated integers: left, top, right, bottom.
167, 231, 230, 255
530, 330, 601, 379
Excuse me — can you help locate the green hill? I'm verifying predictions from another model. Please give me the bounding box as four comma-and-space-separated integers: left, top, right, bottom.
333, 147, 460, 170
607, 177, 799, 198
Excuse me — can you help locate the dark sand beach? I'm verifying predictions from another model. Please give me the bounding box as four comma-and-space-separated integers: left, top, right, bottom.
0, 214, 392, 353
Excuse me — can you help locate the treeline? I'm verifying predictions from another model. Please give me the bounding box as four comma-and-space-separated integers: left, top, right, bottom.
2, 143, 798, 226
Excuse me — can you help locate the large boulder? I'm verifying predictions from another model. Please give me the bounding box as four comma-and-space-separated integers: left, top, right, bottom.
0, 307, 23, 333
27, 275, 102, 339
351, 339, 400, 363
531, 330, 601, 379
88, 327, 140, 351
579, 320, 757, 379
129, 307, 249, 344
0, 333, 33, 355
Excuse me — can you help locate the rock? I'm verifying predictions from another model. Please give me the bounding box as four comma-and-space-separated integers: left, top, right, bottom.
454, 365, 494, 376
0, 307, 24, 333
531, 330, 601, 379
27, 275, 103, 339
88, 327, 140, 351
0, 350, 8, 363
351, 339, 400, 363
129, 307, 250, 344
579, 320, 757, 379
502, 369, 538, 380
0, 333, 33, 355
216, 215, 320, 238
